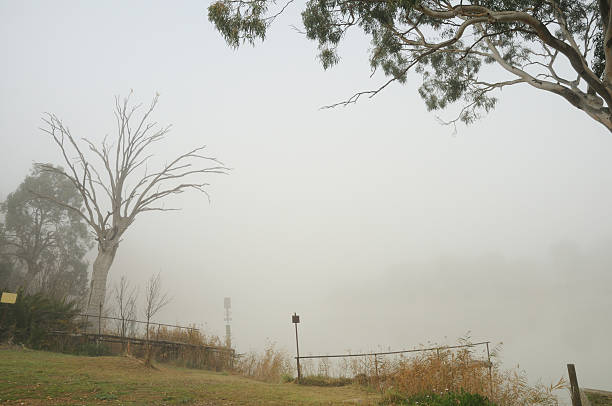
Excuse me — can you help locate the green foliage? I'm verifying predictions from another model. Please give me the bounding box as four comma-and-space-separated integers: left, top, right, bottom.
281, 373, 294, 383
298, 375, 354, 386
0, 256, 16, 286
0, 288, 80, 349
381, 390, 496, 406
71, 342, 112, 357
0, 164, 91, 298
208, 0, 269, 48
208, 0, 608, 126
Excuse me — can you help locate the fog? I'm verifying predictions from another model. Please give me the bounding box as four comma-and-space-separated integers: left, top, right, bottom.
1, 0, 611, 396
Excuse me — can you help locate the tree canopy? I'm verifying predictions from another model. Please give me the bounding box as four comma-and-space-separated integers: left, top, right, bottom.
208, 0, 612, 131
0, 165, 91, 299
36, 93, 227, 330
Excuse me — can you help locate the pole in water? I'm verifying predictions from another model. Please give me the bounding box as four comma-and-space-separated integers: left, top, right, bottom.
567, 364, 583, 406
292, 313, 301, 382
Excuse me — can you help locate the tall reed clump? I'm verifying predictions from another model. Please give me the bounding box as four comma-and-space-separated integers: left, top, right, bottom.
153, 325, 222, 347
235, 342, 294, 383
149, 325, 231, 370
373, 341, 565, 406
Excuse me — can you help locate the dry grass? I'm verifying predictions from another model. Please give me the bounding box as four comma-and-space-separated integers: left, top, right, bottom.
378, 345, 565, 406
296, 339, 566, 406
234, 342, 294, 383
147, 326, 232, 370
58, 324, 235, 371
152, 325, 222, 347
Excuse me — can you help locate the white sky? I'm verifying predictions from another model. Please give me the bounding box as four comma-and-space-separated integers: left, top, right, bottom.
1, 0, 611, 396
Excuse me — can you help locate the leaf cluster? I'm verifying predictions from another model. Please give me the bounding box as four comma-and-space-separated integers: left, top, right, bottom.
209, 0, 607, 126
208, 0, 269, 48
0, 165, 92, 299
0, 288, 81, 348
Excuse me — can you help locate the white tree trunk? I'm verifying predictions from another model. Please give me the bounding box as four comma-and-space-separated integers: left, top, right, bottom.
85, 244, 118, 332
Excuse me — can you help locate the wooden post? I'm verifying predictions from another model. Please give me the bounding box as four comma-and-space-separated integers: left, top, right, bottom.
292, 313, 301, 382
295, 322, 301, 381
486, 342, 493, 399
567, 364, 583, 406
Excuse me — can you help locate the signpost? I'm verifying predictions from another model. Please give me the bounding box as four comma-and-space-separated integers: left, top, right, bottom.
1, 292, 17, 304
292, 313, 301, 382
1, 292, 18, 328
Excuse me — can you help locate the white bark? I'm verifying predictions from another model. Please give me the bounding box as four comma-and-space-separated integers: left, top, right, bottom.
36, 94, 227, 334
85, 244, 118, 332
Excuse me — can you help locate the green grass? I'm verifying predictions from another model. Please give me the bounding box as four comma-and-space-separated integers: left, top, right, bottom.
381, 390, 495, 406
585, 390, 612, 406
298, 375, 354, 387
0, 347, 378, 405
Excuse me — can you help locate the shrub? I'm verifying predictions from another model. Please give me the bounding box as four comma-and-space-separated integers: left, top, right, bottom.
296, 337, 565, 406
381, 390, 496, 405
151, 325, 231, 370
0, 288, 80, 349
74, 342, 112, 357
235, 342, 294, 383
298, 375, 353, 387
373, 344, 564, 406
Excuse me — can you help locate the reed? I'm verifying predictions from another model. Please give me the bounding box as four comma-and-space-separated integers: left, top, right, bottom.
295, 339, 565, 405
235, 342, 294, 383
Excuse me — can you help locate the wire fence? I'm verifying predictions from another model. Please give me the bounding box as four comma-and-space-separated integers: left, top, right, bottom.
6, 306, 235, 370
294, 341, 494, 396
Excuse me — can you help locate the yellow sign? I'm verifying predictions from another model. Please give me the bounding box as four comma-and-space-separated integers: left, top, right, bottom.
0, 292, 17, 304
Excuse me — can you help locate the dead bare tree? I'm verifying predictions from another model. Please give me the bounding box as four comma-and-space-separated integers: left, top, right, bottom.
143, 272, 171, 366
112, 275, 138, 352
35, 92, 227, 331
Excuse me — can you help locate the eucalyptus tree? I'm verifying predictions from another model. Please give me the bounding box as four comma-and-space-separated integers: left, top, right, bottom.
36, 93, 227, 330
209, 0, 612, 131
0, 165, 90, 298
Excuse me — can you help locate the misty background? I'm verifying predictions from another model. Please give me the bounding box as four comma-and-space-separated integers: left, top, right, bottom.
1, 0, 611, 393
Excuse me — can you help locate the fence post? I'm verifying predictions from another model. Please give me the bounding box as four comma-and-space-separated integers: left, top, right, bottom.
567, 364, 583, 406
486, 342, 493, 399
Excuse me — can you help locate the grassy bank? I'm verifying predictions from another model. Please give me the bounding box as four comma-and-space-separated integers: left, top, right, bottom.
0, 347, 378, 405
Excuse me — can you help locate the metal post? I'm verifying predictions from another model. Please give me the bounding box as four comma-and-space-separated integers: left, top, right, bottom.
486, 342, 493, 399
292, 313, 301, 382
567, 364, 583, 406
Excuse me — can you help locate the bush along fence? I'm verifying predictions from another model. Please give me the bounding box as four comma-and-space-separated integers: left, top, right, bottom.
47, 329, 235, 370
292, 339, 569, 406
49, 311, 235, 371
295, 341, 493, 394
0, 290, 234, 371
